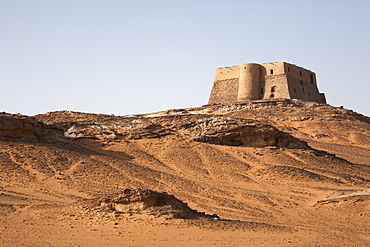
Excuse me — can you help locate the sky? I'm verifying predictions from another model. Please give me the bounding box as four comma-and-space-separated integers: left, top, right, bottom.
1, 0, 370, 116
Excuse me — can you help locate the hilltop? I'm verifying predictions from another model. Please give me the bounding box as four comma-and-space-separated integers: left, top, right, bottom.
1, 99, 370, 246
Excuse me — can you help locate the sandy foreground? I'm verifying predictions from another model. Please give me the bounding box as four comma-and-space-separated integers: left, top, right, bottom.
1, 100, 370, 246
1, 183, 369, 246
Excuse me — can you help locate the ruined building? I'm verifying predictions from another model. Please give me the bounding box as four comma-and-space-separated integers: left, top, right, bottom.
208, 62, 326, 104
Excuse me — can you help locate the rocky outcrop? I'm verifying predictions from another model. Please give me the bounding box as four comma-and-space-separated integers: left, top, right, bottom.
30, 99, 368, 148
177, 116, 307, 148
56, 114, 307, 148
0, 113, 63, 142
98, 189, 206, 219
5, 99, 339, 148
63, 119, 174, 140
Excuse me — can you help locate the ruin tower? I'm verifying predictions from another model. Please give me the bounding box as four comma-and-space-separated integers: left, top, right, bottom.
237, 63, 261, 101
208, 62, 326, 104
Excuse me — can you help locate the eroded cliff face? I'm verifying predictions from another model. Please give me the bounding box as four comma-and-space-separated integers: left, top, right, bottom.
29, 103, 312, 149
0, 113, 63, 142
60, 115, 304, 148
97, 188, 205, 219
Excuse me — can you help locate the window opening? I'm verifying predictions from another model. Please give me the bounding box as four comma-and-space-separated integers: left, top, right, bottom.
269, 93, 274, 98
300, 81, 305, 94
310, 74, 314, 84
270, 86, 276, 93
270, 69, 274, 75
300, 71, 302, 76
288, 67, 290, 73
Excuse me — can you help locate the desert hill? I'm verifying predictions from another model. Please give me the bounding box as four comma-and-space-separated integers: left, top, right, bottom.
1, 99, 370, 246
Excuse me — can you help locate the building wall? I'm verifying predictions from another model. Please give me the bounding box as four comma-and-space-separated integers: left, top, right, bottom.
283, 62, 317, 86
286, 75, 323, 102
214, 66, 240, 81
263, 74, 290, 99
208, 66, 240, 104
208, 78, 239, 104
208, 62, 326, 104
261, 62, 286, 76
320, 93, 326, 103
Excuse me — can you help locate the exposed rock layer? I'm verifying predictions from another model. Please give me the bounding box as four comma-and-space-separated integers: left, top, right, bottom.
98, 189, 207, 219
0, 113, 62, 142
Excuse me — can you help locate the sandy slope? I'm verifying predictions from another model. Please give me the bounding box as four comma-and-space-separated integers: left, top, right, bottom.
1, 99, 369, 246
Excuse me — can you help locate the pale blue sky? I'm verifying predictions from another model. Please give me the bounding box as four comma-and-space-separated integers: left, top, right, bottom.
1, 0, 370, 116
